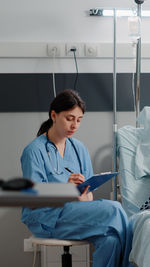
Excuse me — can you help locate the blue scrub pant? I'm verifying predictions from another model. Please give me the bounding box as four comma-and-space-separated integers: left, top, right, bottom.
27, 199, 133, 267
51, 199, 133, 267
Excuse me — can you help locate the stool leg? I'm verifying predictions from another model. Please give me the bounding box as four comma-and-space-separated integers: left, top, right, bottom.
61, 246, 72, 267
32, 243, 37, 267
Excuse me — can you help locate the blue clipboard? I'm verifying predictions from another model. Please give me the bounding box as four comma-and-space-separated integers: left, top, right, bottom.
77, 172, 119, 194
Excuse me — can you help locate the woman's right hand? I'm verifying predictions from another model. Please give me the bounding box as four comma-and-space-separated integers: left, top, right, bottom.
78, 186, 93, 201
68, 173, 85, 185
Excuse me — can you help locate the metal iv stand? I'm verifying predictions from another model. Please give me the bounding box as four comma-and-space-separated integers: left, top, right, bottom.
112, 9, 118, 200
134, 0, 144, 127
113, 0, 144, 199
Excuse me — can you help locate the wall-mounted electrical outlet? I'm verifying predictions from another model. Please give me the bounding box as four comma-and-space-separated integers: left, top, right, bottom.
84, 43, 98, 57
65, 43, 84, 57
47, 43, 65, 57
46, 42, 100, 57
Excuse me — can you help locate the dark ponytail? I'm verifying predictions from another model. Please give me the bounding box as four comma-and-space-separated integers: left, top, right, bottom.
37, 118, 52, 137
37, 89, 85, 136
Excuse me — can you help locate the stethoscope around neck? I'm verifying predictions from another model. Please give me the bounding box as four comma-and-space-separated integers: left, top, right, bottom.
45, 130, 83, 175
46, 130, 62, 175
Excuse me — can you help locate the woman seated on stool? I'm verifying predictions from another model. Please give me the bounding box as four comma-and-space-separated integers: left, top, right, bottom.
21, 89, 133, 267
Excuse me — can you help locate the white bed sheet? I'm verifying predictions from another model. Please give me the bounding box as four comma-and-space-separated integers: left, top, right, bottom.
117, 125, 150, 217
129, 210, 150, 267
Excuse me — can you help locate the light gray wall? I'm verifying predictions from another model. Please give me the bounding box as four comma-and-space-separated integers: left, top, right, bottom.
0, 0, 149, 266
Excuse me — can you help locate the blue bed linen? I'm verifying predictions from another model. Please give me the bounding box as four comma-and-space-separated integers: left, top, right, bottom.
117, 125, 150, 217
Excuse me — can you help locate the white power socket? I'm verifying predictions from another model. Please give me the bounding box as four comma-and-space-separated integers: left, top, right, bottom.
24, 237, 40, 252
84, 43, 98, 57
65, 43, 84, 57
47, 43, 65, 57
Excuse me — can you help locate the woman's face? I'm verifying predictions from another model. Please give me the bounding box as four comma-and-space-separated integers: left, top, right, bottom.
51, 106, 83, 138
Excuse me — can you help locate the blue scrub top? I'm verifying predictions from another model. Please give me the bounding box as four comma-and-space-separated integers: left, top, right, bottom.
21, 134, 93, 235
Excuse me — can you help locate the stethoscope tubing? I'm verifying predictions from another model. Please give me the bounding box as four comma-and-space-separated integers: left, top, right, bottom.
45, 130, 83, 174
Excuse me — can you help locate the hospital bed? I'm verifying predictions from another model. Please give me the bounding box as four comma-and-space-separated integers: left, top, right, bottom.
117, 107, 150, 217
112, 1, 150, 265
117, 107, 150, 267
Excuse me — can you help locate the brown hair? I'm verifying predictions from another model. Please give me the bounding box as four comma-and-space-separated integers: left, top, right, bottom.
37, 89, 85, 136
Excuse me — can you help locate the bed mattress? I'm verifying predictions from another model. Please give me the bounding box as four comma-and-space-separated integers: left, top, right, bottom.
117, 125, 150, 217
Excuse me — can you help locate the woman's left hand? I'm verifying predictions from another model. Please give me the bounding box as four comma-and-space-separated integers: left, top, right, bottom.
78, 186, 93, 201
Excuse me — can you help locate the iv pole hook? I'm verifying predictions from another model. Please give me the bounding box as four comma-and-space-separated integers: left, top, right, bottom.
134, 0, 144, 4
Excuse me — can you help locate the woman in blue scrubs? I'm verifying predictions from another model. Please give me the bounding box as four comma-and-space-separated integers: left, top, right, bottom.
21, 89, 133, 267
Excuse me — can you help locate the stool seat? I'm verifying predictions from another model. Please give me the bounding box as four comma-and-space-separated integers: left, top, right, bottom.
30, 236, 90, 267
31, 237, 89, 246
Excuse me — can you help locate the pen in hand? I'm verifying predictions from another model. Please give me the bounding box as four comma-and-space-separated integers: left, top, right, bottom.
65, 167, 85, 186
65, 167, 73, 174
